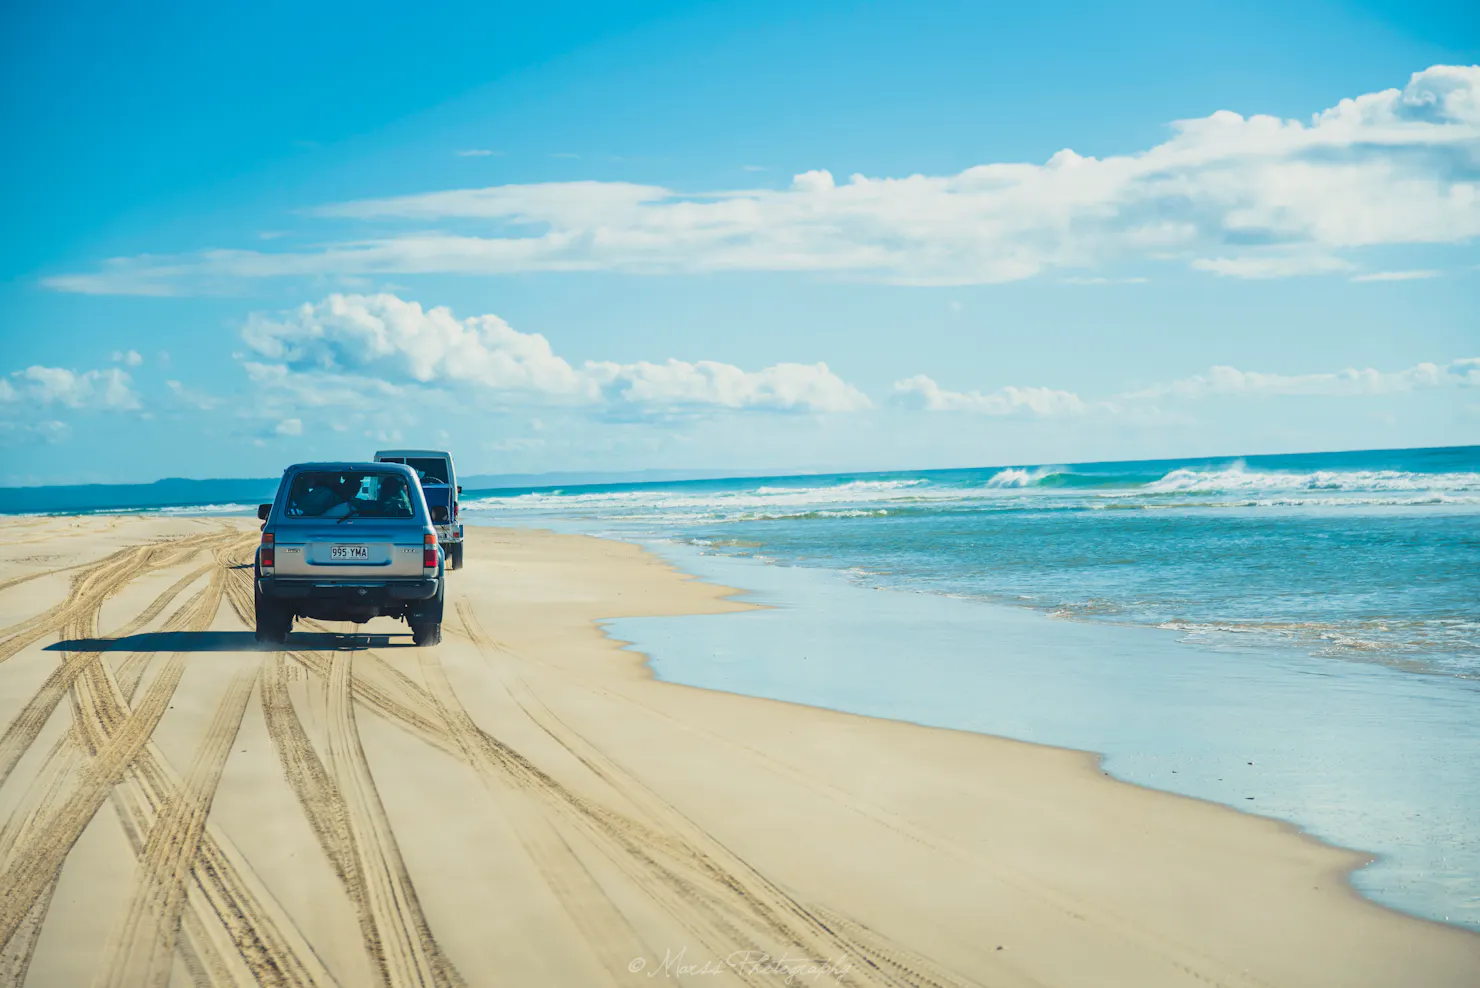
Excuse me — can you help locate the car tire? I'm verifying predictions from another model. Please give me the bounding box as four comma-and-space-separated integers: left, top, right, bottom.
254, 583, 291, 644
448, 542, 464, 570
411, 619, 442, 646
409, 571, 445, 646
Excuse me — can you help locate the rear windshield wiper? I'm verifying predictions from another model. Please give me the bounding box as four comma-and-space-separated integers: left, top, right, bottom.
335, 504, 362, 524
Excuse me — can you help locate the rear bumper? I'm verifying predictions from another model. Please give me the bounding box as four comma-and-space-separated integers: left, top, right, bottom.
258, 575, 441, 604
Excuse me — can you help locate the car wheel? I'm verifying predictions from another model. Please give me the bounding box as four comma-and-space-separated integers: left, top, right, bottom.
411, 620, 442, 646
254, 586, 291, 644
408, 571, 444, 646
448, 542, 464, 570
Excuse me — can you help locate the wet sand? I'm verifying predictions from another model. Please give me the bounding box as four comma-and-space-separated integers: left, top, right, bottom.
0, 514, 1475, 987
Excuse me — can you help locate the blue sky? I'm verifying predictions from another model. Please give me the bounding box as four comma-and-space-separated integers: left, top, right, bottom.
2, 0, 1477, 485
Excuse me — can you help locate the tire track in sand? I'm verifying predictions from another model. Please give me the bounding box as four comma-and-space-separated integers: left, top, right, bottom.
95, 663, 259, 988
249, 577, 924, 985
223, 547, 462, 986
0, 733, 78, 987
0, 529, 227, 666
321, 646, 466, 988
452, 601, 983, 988
262, 650, 450, 988
0, 650, 187, 948
90, 539, 340, 988
1, 528, 339, 988
237, 549, 464, 988
0, 561, 215, 790
448, 603, 831, 984
231, 567, 824, 984
88, 661, 342, 988
0, 559, 90, 596
0, 547, 227, 986
226, 550, 972, 986
416, 646, 654, 986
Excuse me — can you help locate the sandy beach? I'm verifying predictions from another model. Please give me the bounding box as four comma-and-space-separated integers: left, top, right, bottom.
0, 514, 1475, 988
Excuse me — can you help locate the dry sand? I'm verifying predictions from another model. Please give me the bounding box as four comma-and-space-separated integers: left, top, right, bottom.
0, 514, 1475, 987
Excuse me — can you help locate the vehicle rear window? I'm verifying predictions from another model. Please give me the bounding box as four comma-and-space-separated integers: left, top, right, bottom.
284, 471, 415, 519
404, 458, 450, 484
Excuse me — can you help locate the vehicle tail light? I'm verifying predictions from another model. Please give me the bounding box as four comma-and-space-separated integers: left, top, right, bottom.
424, 533, 438, 569
260, 532, 274, 569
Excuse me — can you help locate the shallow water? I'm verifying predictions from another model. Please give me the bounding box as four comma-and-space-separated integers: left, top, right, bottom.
605, 543, 1480, 930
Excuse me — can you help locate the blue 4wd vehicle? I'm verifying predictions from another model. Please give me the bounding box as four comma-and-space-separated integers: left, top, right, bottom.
374, 449, 464, 570
255, 462, 446, 645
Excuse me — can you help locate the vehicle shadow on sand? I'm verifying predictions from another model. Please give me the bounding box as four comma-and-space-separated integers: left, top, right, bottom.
46, 630, 414, 652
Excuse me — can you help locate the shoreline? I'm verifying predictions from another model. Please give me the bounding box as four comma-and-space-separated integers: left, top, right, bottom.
595, 532, 1480, 932
1, 514, 1476, 985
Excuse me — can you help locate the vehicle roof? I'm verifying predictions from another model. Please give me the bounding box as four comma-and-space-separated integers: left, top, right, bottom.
373, 449, 453, 458
283, 461, 415, 473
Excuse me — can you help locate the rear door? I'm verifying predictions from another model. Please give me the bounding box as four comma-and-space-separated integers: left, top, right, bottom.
403, 455, 457, 541
273, 520, 427, 578
271, 469, 428, 579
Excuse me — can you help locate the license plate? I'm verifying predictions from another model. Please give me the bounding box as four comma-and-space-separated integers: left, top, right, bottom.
330, 545, 369, 561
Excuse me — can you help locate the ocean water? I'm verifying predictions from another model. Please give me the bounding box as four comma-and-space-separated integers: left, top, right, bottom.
463, 445, 1480, 680
458, 445, 1480, 928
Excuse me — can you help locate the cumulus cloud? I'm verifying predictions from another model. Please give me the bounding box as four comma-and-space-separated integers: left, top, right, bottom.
0, 419, 69, 445
166, 380, 221, 410
275, 418, 303, 436
1350, 269, 1443, 282
1121, 358, 1480, 400
243, 293, 591, 398
241, 294, 869, 414
1190, 254, 1353, 279
893, 357, 1480, 415
891, 375, 1087, 416
3, 366, 141, 410
45, 65, 1480, 294
111, 349, 144, 367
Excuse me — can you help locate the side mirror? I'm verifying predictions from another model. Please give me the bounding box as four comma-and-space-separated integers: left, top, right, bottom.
456, 485, 463, 495
257, 503, 272, 521
431, 506, 449, 523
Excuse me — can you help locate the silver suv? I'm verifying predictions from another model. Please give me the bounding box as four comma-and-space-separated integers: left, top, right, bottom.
255, 462, 445, 645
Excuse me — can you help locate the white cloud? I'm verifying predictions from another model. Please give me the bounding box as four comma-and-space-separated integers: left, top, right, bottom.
892, 357, 1480, 415
242, 294, 869, 414
1350, 269, 1443, 282
275, 418, 303, 436
5, 366, 141, 410
0, 419, 69, 445
46, 65, 1480, 294
1190, 254, 1352, 279
243, 293, 592, 398
111, 349, 144, 367
487, 437, 547, 452
165, 380, 221, 410
588, 359, 871, 412
455, 149, 502, 157
891, 375, 1087, 416
1120, 358, 1480, 400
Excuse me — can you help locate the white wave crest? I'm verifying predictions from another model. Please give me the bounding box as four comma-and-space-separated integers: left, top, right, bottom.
985, 466, 1062, 488
1145, 465, 1480, 495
